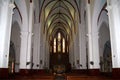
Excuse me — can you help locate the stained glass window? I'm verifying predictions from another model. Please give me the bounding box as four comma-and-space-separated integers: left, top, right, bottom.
54, 38, 56, 53
62, 38, 65, 53
58, 32, 61, 52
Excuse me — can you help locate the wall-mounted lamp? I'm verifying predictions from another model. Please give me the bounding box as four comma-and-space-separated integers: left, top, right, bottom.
90, 61, 94, 65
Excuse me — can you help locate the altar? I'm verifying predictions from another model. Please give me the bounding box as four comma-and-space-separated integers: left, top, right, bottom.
53, 64, 65, 74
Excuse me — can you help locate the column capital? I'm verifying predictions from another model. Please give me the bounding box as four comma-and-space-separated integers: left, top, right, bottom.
92, 32, 99, 39
20, 31, 29, 35
20, 31, 29, 38
106, 5, 112, 11
29, 32, 34, 36
20, 31, 34, 39
86, 33, 92, 37
92, 31, 98, 36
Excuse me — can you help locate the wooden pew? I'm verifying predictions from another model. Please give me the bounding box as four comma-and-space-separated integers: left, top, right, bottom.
67, 76, 88, 80
34, 75, 54, 80
14, 75, 54, 80
66, 75, 104, 80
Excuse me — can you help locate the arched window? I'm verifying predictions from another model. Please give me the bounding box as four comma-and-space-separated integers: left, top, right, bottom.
52, 32, 67, 53
58, 32, 61, 52
58, 32, 61, 40
62, 38, 65, 53
54, 38, 56, 53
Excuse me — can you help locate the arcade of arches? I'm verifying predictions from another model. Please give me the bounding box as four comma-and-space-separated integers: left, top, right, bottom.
0, 0, 120, 79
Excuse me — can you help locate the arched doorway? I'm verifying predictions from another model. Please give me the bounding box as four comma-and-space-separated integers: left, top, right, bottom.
103, 40, 112, 72
99, 22, 112, 73
10, 21, 21, 73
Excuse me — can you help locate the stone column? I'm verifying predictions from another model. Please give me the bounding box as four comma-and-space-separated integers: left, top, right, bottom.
107, 0, 120, 78
20, 32, 29, 69
73, 35, 80, 69
26, 2, 34, 69
86, 2, 93, 69
72, 42, 75, 68
0, 0, 15, 78
69, 42, 74, 68
86, 2, 100, 75
33, 23, 41, 69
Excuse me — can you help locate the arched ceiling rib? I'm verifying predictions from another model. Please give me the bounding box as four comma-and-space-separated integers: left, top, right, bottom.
40, 0, 80, 41
46, 13, 72, 29
47, 22, 71, 36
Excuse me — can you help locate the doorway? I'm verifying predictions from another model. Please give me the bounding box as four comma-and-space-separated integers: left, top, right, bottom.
98, 22, 112, 73
103, 40, 112, 72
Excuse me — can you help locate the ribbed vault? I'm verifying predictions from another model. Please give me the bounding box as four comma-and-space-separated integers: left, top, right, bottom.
40, 0, 81, 44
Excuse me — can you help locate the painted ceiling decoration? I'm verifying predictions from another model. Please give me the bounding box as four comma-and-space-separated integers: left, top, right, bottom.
40, 0, 81, 42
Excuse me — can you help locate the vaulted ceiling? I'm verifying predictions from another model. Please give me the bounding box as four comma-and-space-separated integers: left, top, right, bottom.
40, 0, 81, 41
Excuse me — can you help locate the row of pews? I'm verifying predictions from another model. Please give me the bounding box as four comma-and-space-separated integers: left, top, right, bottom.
9, 69, 115, 80
34, 75, 113, 80
66, 75, 112, 80
13, 74, 54, 80
12, 74, 114, 80
32, 75, 54, 80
